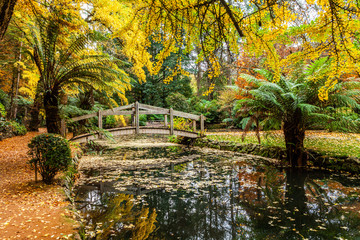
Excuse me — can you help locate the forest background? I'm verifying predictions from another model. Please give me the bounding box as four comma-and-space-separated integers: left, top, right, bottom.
0, 0, 360, 166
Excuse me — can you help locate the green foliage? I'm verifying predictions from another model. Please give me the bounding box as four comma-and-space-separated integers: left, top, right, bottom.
147, 114, 164, 121
9, 121, 27, 135
28, 134, 72, 184
0, 120, 27, 139
166, 92, 190, 112
190, 98, 225, 124
127, 40, 192, 107
26, 19, 131, 133
0, 102, 6, 118
237, 61, 360, 135
323, 107, 360, 133
0, 89, 10, 109
139, 114, 147, 126
104, 115, 117, 129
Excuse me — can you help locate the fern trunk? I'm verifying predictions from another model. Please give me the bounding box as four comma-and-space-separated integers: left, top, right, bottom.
44, 89, 61, 134
28, 90, 42, 131
283, 110, 306, 167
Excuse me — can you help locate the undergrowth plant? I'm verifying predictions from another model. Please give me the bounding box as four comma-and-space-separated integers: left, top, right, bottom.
28, 133, 72, 184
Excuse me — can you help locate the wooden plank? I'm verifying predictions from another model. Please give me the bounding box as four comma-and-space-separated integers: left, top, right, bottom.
101, 103, 134, 115
139, 103, 168, 111
139, 110, 168, 115
71, 133, 98, 143
174, 130, 198, 138
103, 110, 168, 116
170, 108, 174, 135
140, 128, 170, 135
104, 110, 169, 116
173, 110, 201, 120
135, 101, 139, 134
70, 127, 200, 142
70, 112, 97, 122
103, 110, 133, 116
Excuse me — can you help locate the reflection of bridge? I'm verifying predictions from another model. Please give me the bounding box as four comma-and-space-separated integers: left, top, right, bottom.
66, 102, 205, 143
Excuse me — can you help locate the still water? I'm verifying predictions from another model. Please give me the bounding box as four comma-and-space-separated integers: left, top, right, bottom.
75, 145, 360, 240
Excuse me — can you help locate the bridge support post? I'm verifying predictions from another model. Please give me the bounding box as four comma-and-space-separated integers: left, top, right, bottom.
170, 108, 174, 135
135, 101, 139, 134
200, 114, 204, 135
98, 110, 103, 139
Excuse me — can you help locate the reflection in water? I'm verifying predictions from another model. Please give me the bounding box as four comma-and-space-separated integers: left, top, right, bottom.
75, 147, 360, 239
77, 193, 157, 239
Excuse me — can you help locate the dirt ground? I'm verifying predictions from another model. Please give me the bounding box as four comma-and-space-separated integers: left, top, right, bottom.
0, 130, 76, 240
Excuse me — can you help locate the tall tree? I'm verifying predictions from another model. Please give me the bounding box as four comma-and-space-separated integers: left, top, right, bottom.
26, 19, 131, 133
238, 59, 360, 167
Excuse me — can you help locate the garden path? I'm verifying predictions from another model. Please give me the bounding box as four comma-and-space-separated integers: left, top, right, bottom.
0, 129, 75, 239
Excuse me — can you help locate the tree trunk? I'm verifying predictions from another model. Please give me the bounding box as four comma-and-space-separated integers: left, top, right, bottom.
8, 40, 22, 120
283, 111, 306, 167
0, 0, 17, 39
28, 86, 42, 131
44, 89, 61, 134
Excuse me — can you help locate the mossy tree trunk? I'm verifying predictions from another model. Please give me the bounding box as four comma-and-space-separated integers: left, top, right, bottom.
283, 109, 306, 168
44, 88, 61, 134
28, 90, 42, 131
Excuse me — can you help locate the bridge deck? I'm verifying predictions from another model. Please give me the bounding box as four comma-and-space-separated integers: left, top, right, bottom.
71, 126, 199, 143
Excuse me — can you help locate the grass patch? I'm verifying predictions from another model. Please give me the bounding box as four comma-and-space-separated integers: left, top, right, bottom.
207, 131, 360, 158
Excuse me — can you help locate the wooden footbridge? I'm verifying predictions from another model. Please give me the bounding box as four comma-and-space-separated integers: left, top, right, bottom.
66, 102, 205, 143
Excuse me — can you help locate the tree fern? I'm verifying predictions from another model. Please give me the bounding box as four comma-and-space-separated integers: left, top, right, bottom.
25, 19, 131, 133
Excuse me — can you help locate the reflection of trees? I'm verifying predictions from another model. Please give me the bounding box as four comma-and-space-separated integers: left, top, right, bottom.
143, 169, 243, 240
76, 158, 360, 239
236, 165, 360, 239
79, 193, 157, 240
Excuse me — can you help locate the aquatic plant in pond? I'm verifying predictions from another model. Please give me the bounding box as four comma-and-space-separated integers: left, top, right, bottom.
75, 146, 360, 239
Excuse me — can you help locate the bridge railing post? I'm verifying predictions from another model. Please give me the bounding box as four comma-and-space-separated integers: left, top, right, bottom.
98, 110, 103, 139
170, 108, 174, 135
135, 101, 139, 134
164, 114, 168, 127
192, 120, 196, 132
200, 114, 204, 136
131, 106, 135, 127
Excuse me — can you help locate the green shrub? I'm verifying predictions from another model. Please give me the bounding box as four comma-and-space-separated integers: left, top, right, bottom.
139, 114, 147, 126
104, 115, 117, 128
0, 120, 27, 140
10, 121, 27, 135
28, 133, 72, 184
166, 92, 190, 112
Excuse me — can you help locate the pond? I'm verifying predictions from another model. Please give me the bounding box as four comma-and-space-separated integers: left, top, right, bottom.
75, 140, 360, 240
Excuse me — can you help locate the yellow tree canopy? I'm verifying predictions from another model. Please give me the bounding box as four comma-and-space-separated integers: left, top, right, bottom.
133, 0, 360, 100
